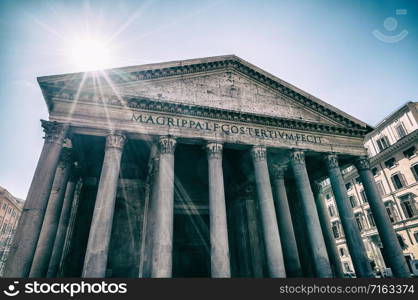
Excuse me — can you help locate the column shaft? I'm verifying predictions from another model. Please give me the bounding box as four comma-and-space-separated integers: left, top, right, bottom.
270, 165, 302, 277
4, 120, 68, 277
312, 183, 345, 278
289, 150, 332, 277
57, 179, 83, 277
326, 154, 374, 277
46, 168, 79, 277
82, 133, 126, 278
244, 195, 264, 277
207, 142, 231, 277
150, 136, 176, 278
251, 146, 286, 278
355, 157, 411, 278
29, 148, 73, 277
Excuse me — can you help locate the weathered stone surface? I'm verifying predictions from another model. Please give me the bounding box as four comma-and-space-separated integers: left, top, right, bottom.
206, 142, 230, 277
251, 146, 286, 278
325, 154, 374, 278
289, 150, 332, 278
82, 133, 126, 278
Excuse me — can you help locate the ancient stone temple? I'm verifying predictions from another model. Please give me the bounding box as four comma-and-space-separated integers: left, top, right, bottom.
4, 55, 411, 278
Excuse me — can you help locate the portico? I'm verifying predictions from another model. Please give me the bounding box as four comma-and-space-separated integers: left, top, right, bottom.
4, 55, 410, 278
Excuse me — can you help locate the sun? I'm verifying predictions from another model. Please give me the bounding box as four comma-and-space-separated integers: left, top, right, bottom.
69, 37, 112, 72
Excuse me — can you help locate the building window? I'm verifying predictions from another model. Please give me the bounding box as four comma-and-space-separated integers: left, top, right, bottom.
349, 195, 357, 208
397, 234, 407, 249
376, 136, 390, 152
372, 167, 379, 176
325, 193, 331, 200
339, 247, 346, 257
376, 181, 386, 196
328, 205, 336, 217
360, 190, 368, 203
399, 194, 417, 218
414, 232, 418, 244
385, 203, 398, 223
411, 164, 418, 182
395, 123, 407, 139
343, 262, 352, 273
367, 210, 376, 227
345, 182, 352, 191
384, 157, 397, 169
332, 221, 341, 239
403, 146, 416, 159
355, 213, 364, 231
391, 173, 406, 190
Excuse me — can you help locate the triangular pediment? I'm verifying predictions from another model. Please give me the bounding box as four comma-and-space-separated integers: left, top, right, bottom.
38, 55, 372, 132
112, 70, 339, 126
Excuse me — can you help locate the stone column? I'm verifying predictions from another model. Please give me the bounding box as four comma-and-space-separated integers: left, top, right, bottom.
29, 148, 74, 277
289, 150, 332, 277
150, 136, 176, 278
355, 157, 411, 278
243, 185, 264, 277
312, 182, 345, 278
206, 142, 231, 278
82, 133, 126, 278
57, 179, 83, 277
325, 154, 374, 277
270, 164, 302, 277
4, 120, 68, 277
251, 146, 286, 278
46, 165, 80, 278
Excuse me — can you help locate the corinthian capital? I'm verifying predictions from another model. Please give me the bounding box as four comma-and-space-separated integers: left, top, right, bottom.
270, 163, 286, 180
159, 136, 176, 154
324, 154, 340, 170
289, 149, 305, 165
206, 142, 223, 159
41, 120, 69, 145
251, 146, 267, 162
105, 132, 127, 150
354, 156, 370, 171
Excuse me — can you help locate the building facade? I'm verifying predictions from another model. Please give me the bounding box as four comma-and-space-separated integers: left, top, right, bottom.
0, 186, 23, 276
3, 55, 412, 278
320, 102, 418, 276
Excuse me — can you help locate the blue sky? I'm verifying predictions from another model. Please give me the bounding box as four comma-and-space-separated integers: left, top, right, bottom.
0, 0, 417, 199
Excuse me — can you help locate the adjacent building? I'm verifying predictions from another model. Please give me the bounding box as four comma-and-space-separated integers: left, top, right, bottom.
0, 186, 23, 276
320, 102, 418, 276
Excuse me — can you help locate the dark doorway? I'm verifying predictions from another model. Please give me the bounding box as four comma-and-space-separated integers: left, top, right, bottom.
173, 213, 210, 277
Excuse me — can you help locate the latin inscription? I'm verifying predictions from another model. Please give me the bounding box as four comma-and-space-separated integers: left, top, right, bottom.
130, 113, 324, 144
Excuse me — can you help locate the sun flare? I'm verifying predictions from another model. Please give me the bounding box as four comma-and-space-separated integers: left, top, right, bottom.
69, 37, 112, 72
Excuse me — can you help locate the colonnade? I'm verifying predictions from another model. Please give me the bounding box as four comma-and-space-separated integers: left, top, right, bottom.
3, 121, 411, 278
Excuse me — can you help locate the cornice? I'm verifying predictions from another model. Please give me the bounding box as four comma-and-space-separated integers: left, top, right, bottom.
369, 129, 418, 164
38, 57, 371, 132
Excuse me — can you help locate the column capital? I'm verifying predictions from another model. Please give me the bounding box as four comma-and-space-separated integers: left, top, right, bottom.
158, 136, 176, 154
354, 156, 370, 171
270, 163, 286, 180
251, 146, 267, 162
324, 153, 340, 170
289, 149, 306, 165
206, 142, 223, 159
41, 120, 69, 145
105, 132, 127, 151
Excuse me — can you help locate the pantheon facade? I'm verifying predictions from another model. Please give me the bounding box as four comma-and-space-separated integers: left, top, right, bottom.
4, 55, 411, 278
